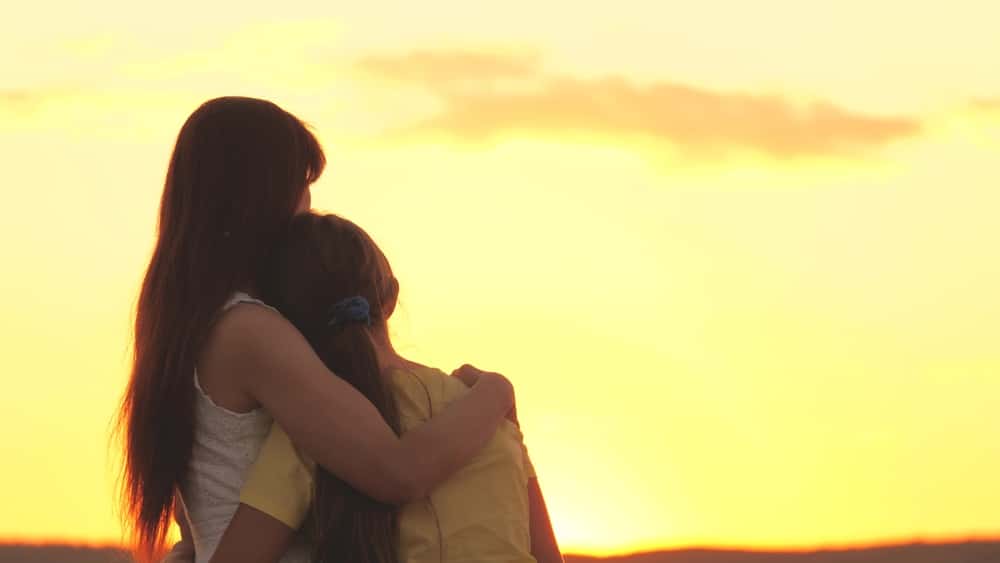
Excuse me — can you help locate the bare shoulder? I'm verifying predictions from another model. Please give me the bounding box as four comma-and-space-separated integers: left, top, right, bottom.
209, 303, 302, 348
199, 302, 316, 411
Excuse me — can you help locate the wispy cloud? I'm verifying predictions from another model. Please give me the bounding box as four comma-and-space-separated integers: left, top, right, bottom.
358, 49, 540, 85
0, 88, 74, 124
357, 49, 921, 159
970, 98, 1000, 112
0, 89, 48, 112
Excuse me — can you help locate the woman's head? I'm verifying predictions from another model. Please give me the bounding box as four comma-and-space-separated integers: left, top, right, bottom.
262, 213, 401, 563
162, 96, 325, 287
119, 97, 325, 561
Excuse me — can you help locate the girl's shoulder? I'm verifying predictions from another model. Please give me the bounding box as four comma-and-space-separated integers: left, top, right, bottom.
386, 364, 468, 414
412, 365, 469, 404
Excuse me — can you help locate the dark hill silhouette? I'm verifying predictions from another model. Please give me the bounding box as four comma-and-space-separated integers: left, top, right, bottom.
565, 541, 1000, 563
0, 544, 129, 563
2, 540, 998, 563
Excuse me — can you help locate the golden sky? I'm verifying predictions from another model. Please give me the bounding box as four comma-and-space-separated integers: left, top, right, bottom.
1, 0, 999, 555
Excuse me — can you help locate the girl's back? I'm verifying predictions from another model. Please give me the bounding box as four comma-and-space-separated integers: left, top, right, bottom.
390, 365, 535, 562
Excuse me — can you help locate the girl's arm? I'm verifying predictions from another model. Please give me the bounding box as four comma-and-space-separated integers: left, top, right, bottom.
209, 504, 293, 563
160, 505, 195, 563
210, 304, 514, 503
528, 478, 564, 563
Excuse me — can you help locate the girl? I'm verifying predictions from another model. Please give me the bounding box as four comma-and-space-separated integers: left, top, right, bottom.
117, 97, 515, 563
209, 212, 563, 563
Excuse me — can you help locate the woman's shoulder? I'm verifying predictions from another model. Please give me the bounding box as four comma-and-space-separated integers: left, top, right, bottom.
211, 294, 293, 345
206, 298, 297, 349
222, 292, 281, 315
201, 295, 315, 395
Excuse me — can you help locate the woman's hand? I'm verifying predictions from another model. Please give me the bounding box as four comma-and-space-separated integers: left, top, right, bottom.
451, 364, 518, 426
450, 363, 508, 390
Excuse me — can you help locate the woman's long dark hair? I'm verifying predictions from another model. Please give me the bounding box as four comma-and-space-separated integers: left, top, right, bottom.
117, 97, 325, 562
262, 213, 402, 563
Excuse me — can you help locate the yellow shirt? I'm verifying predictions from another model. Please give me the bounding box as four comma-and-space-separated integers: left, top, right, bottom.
240, 366, 536, 563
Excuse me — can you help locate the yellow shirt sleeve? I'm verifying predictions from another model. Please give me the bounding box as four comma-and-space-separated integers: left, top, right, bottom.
239, 423, 315, 529
522, 440, 537, 480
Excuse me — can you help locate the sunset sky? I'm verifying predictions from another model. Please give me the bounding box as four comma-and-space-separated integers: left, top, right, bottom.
2, 0, 999, 556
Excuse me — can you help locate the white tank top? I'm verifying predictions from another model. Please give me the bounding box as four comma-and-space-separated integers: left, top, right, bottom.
178, 292, 311, 563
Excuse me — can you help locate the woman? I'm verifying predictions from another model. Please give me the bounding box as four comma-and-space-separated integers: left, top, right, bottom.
117, 97, 514, 563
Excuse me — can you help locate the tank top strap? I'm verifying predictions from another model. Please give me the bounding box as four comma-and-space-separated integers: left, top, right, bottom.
223, 291, 281, 315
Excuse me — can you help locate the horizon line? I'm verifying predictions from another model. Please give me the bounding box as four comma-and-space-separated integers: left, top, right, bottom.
4, 534, 1000, 557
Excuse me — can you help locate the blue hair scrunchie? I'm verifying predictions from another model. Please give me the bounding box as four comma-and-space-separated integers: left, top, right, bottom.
328, 296, 371, 328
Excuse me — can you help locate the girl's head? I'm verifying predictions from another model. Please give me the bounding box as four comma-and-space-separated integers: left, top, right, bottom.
119, 97, 325, 561
262, 212, 401, 563
264, 212, 398, 333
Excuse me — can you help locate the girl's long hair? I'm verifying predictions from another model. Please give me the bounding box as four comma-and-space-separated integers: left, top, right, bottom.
116, 97, 325, 562
261, 213, 402, 563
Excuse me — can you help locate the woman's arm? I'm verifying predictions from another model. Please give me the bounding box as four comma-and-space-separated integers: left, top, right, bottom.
528, 478, 564, 563
210, 305, 513, 503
